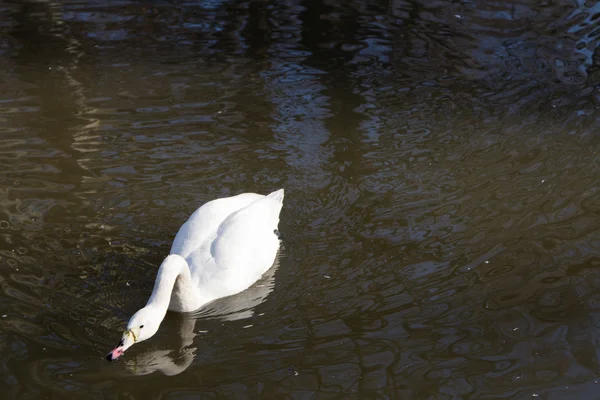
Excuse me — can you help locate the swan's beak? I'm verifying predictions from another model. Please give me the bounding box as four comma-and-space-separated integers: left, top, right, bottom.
106, 328, 138, 361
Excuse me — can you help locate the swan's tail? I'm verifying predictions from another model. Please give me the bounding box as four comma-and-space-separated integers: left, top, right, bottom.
267, 188, 284, 204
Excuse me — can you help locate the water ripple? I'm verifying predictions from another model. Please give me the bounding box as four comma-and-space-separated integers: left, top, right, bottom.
0, 0, 600, 397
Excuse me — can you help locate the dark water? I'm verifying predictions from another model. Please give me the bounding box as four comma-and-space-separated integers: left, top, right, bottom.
1, 0, 600, 398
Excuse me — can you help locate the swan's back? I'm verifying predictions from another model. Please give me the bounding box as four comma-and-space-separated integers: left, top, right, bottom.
170, 192, 264, 259
212, 189, 283, 272
171, 189, 284, 302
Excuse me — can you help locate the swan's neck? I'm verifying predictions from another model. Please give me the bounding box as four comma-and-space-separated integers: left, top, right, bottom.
146, 254, 192, 312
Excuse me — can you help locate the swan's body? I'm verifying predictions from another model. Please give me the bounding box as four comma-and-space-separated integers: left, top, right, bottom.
107, 189, 284, 361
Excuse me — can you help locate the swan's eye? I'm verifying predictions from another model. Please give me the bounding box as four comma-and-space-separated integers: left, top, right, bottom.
140, 325, 144, 328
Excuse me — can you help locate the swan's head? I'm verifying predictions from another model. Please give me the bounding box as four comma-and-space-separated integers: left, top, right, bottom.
106, 307, 162, 361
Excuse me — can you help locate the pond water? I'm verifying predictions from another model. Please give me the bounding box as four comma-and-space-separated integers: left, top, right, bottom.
1, 0, 600, 398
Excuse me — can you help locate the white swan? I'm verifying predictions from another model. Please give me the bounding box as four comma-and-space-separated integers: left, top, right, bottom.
107, 189, 284, 361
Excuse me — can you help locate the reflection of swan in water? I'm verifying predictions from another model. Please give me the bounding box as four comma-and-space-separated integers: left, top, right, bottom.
123, 256, 280, 376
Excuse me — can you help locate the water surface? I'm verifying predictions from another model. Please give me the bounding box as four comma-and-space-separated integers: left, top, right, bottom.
1, 0, 600, 398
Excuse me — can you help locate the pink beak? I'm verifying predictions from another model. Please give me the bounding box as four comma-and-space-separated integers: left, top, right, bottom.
106, 330, 136, 361
106, 346, 125, 361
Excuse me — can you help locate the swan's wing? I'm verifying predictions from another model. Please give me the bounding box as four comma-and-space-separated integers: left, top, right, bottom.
170, 192, 264, 258
208, 189, 284, 293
